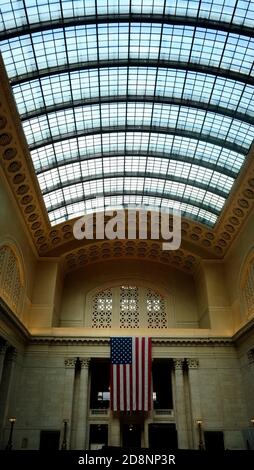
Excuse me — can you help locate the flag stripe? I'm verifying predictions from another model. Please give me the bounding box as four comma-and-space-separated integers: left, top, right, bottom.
113, 365, 117, 411
144, 337, 148, 410
123, 365, 127, 411
126, 365, 130, 411
148, 338, 152, 410
132, 338, 136, 411
110, 337, 152, 412
142, 338, 145, 411
120, 364, 124, 410
138, 338, 142, 410
136, 337, 139, 410
129, 362, 133, 411
117, 366, 120, 411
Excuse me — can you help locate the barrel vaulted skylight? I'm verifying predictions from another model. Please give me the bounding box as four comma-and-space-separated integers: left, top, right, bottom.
0, 0, 254, 227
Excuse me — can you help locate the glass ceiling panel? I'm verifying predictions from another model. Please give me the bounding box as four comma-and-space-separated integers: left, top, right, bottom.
12, 68, 254, 120
22, 102, 254, 150
37, 159, 234, 196
1, 24, 254, 81
43, 177, 225, 213
30, 132, 244, 175
1, 0, 253, 33
0, 1, 253, 229
48, 194, 218, 227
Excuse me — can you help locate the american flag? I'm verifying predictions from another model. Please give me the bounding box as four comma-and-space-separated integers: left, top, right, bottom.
110, 337, 152, 412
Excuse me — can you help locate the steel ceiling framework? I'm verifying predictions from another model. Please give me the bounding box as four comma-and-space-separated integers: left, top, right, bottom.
0, 0, 253, 227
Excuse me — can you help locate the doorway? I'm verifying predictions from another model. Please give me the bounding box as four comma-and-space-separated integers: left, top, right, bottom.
204, 431, 224, 450
122, 424, 142, 448
39, 430, 60, 450
89, 424, 108, 450
149, 423, 178, 450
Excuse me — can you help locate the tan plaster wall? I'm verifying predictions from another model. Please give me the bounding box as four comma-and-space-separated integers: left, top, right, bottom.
59, 259, 199, 329
28, 260, 59, 328
0, 170, 36, 326
224, 206, 254, 332
202, 261, 233, 333
235, 329, 254, 423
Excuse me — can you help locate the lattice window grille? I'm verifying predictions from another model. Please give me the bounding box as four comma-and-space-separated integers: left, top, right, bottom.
147, 289, 167, 328
0, 246, 6, 282
12, 267, 22, 310
247, 348, 254, 365
241, 261, 254, 318
0, 246, 22, 312
92, 289, 112, 328
120, 286, 139, 328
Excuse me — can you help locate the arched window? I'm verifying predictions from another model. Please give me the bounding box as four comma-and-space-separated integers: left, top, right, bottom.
0, 245, 23, 315
88, 285, 168, 329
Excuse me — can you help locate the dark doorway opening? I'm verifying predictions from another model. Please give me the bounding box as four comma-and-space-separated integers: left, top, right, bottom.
39, 430, 60, 450
90, 359, 110, 409
204, 431, 224, 451
122, 424, 141, 448
149, 423, 178, 450
89, 424, 108, 450
152, 360, 173, 409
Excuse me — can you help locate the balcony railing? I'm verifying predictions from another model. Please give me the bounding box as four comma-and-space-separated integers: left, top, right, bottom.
90, 409, 109, 416
154, 409, 174, 417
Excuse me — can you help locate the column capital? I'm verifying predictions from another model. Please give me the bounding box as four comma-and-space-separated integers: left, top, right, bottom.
64, 358, 76, 369
80, 358, 90, 369
247, 348, 254, 364
6, 347, 17, 362
186, 359, 199, 369
0, 340, 8, 355
173, 358, 184, 369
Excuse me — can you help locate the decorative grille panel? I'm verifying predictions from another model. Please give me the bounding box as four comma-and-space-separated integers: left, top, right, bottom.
241, 261, 254, 318
120, 286, 139, 328
0, 245, 22, 313
90, 285, 167, 328
92, 289, 112, 328
147, 289, 167, 328
0, 246, 6, 280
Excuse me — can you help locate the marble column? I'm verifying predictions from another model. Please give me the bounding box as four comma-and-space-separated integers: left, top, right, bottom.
0, 347, 17, 448
61, 358, 76, 449
187, 359, 202, 449
0, 341, 7, 386
75, 358, 90, 450
110, 414, 121, 446
173, 359, 189, 449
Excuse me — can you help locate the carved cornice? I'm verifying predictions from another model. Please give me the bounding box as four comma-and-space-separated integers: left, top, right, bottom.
152, 337, 232, 346
1, 58, 254, 264
61, 239, 201, 274
30, 336, 232, 347
0, 57, 49, 254
0, 297, 30, 342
